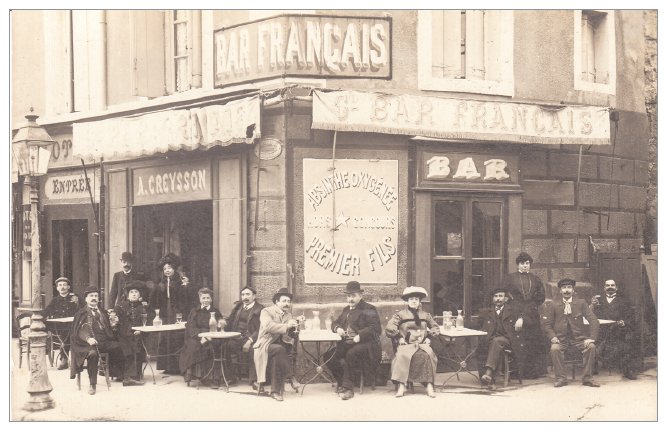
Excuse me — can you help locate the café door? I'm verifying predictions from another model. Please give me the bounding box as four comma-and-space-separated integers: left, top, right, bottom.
429, 196, 507, 320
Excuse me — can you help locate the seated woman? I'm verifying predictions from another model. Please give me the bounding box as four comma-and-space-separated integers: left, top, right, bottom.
385, 286, 440, 398
179, 288, 226, 388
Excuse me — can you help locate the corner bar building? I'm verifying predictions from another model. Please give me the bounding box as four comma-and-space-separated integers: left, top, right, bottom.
12, 11, 652, 363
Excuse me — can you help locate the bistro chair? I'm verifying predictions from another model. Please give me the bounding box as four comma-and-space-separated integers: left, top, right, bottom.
563, 347, 584, 380
76, 352, 111, 391
500, 348, 522, 387
16, 312, 32, 369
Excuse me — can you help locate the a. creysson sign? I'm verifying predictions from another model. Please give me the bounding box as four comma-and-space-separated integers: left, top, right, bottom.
132, 160, 212, 206
214, 15, 391, 87
303, 158, 398, 284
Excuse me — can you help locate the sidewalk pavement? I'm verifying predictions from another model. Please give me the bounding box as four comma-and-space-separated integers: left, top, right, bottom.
10, 340, 657, 421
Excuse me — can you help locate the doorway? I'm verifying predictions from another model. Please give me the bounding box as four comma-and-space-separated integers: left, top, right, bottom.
431, 196, 506, 319
132, 201, 213, 288
51, 219, 90, 296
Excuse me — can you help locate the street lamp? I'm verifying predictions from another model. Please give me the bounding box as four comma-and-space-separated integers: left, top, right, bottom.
12, 108, 56, 411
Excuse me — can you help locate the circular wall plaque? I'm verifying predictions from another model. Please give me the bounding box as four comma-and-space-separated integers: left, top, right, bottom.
254, 138, 283, 160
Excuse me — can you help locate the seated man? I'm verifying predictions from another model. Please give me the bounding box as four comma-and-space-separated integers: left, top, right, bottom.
225, 286, 264, 385
323, 281, 382, 400
591, 279, 638, 379
253, 288, 300, 402
115, 281, 155, 383
44, 276, 81, 370
542, 278, 600, 388
476, 287, 525, 390
70, 287, 144, 395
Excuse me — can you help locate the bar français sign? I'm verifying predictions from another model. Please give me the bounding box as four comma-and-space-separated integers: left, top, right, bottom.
132, 160, 212, 206
214, 15, 391, 87
303, 159, 398, 284
313, 90, 611, 146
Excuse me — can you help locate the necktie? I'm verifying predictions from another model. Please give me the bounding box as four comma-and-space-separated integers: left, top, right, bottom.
563, 300, 572, 315
495, 306, 503, 315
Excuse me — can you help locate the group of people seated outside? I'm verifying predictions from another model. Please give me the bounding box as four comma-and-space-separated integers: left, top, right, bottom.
40, 251, 639, 399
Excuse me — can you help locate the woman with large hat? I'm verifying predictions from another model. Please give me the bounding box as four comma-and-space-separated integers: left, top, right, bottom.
151, 253, 192, 373
385, 286, 440, 398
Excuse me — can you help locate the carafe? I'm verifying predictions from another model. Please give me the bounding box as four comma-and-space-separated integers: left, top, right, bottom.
311, 310, 321, 330
456, 310, 464, 331
153, 309, 162, 327
209, 312, 217, 332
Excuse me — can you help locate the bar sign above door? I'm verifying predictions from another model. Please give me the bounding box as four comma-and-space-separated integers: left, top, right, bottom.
132, 160, 212, 206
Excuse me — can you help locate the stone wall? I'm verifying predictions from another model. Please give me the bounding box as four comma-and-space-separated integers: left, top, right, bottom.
644, 10, 658, 249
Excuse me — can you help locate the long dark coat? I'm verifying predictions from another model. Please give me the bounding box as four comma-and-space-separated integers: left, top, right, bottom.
109, 270, 148, 308
330, 299, 382, 368
503, 271, 546, 376
475, 301, 526, 375
592, 294, 637, 370
69, 305, 118, 379
151, 275, 193, 371
44, 293, 82, 319
227, 301, 263, 343
179, 306, 224, 376
115, 300, 155, 357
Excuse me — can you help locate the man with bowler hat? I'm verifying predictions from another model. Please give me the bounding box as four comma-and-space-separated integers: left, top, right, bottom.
70, 287, 144, 395
225, 285, 264, 385
323, 281, 382, 400
44, 276, 82, 369
109, 252, 147, 308
542, 278, 600, 388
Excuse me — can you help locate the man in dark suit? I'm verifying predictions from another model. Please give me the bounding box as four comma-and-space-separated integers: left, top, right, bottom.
108, 252, 147, 308
477, 287, 525, 390
44, 276, 82, 369
225, 285, 264, 385
591, 279, 638, 380
323, 281, 382, 400
542, 278, 600, 388
69, 287, 144, 395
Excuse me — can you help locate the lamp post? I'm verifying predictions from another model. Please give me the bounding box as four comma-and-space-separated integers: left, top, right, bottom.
12, 108, 56, 411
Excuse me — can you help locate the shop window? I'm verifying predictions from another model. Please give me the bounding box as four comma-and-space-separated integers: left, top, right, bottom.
418, 10, 514, 96
574, 10, 616, 94
432, 198, 505, 317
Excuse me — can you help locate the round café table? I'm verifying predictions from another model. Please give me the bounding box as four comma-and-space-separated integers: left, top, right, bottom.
197, 331, 241, 392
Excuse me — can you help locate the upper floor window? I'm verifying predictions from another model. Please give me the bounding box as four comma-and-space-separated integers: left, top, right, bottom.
418, 10, 514, 96
574, 10, 616, 94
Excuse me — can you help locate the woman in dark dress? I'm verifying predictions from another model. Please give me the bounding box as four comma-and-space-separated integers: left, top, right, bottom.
502, 252, 547, 378
151, 253, 193, 373
179, 288, 225, 388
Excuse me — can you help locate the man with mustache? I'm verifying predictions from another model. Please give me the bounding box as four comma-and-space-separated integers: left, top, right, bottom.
70, 287, 144, 395
44, 276, 81, 370
542, 278, 600, 388
253, 288, 301, 401
225, 285, 264, 385
591, 279, 638, 380
108, 252, 147, 308
323, 281, 382, 400
477, 287, 525, 391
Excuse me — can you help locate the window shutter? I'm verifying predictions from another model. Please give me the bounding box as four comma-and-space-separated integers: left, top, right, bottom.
441, 11, 462, 78
72, 11, 90, 111
465, 10, 485, 80
484, 10, 502, 83
131, 10, 165, 97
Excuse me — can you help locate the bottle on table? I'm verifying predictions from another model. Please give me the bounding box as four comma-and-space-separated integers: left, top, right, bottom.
456, 310, 464, 331
153, 309, 162, 327
209, 312, 217, 332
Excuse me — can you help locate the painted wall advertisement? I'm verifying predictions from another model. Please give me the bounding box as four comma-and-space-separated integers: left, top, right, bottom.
304, 158, 398, 284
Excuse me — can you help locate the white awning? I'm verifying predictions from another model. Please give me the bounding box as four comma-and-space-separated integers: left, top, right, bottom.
312, 90, 611, 146
73, 95, 261, 160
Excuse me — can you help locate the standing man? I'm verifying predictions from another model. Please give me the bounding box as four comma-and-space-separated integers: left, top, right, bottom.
324, 281, 382, 400
70, 287, 144, 395
44, 276, 82, 369
477, 287, 525, 391
591, 279, 638, 380
225, 286, 264, 385
253, 288, 300, 402
109, 252, 147, 308
542, 278, 600, 388
502, 252, 547, 378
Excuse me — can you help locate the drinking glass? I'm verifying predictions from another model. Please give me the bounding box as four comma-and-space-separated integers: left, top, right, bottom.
176, 313, 183, 324
141, 313, 148, 326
